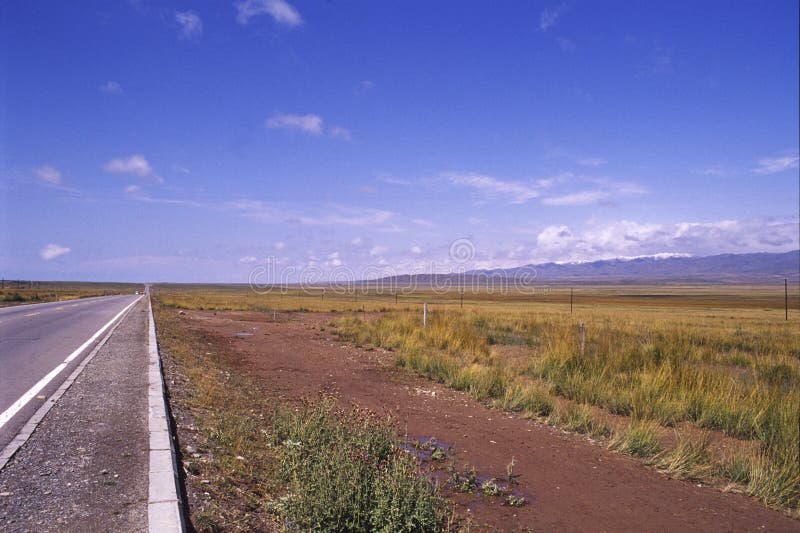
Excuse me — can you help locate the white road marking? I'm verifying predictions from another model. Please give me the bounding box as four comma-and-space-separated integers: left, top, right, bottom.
0, 296, 142, 429
23, 312, 40, 317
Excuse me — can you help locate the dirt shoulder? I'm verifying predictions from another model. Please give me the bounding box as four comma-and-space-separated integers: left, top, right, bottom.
177, 308, 798, 532
0, 299, 149, 532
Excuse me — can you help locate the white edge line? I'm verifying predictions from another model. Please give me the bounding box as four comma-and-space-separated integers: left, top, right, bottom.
147, 295, 186, 533
0, 295, 143, 469
0, 295, 143, 429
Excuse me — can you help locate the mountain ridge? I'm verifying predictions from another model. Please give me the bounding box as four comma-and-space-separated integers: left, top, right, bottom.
377, 250, 800, 284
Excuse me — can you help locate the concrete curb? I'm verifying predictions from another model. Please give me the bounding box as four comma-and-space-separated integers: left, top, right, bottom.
147, 295, 187, 533
0, 295, 143, 471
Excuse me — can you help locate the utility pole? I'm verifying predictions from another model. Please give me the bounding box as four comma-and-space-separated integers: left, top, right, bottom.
785, 278, 789, 321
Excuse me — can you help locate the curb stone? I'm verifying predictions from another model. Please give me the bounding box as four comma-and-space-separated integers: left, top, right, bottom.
147, 295, 186, 533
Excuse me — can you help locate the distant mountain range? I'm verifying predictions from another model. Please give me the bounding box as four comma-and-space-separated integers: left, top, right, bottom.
379, 251, 799, 285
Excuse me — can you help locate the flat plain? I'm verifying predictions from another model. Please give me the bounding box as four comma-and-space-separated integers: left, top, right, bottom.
154, 282, 799, 530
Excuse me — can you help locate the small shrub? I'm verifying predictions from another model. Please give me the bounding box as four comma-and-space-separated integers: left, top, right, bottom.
271, 399, 445, 531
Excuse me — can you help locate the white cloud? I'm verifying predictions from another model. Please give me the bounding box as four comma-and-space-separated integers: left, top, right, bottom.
235, 0, 302, 26
239, 255, 258, 264
99, 81, 123, 94
692, 164, 725, 176
557, 37, 575, 51
532, 217, 798, 263
410, 245, 422, 254
329, 126, 352, 141
104, 154, 154, 178
33, 165, 61, 185
266, 113, 323, 135
326, 251, 342, 267
40, 243, 71, 260
412, 218, 434, 227
578, 157, 607, 167
753, 155, 799, 175
227, 200, 395, 227
542, 190, 610, 206
274, 241, 286, 250
539, 6, 562, 31
370, 245, 388, 257
378, 175, 412, 186
175, 11, 202, 39
447, 172, 541, 203
124, 184, 141, 194
355, 80, 375, 94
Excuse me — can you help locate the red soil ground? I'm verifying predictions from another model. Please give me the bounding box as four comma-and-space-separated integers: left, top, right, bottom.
179, 309, 798, 532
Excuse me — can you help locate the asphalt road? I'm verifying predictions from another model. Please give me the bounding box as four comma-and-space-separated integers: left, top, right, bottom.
0, 294, 140, 451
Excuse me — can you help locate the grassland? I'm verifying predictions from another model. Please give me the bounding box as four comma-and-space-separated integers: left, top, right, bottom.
156, 282, 800, 515
0, 281, 142, 307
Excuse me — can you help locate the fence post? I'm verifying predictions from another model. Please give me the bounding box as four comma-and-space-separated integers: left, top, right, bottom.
579, 321, 585, 355
423, 302, 427, 327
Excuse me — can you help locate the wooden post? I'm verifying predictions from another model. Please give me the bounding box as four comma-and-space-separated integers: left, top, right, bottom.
395, 291, 398, 304
786, 278, 789, 321
570, 287, 573, 315
460, 289, 464, 309
321, 289, 324, 302
423, 302, 427, 327
579, 321, 585, 355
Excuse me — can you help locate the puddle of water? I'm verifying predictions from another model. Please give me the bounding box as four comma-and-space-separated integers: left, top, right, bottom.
400, 435, 533, 508
234, 332, 254, 337
399, 436, 453, 464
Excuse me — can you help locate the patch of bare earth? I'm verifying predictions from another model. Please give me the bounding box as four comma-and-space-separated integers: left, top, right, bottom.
178, 309, 798, 532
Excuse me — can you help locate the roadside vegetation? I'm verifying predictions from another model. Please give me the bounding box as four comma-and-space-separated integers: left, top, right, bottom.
334, 306, 800, 514
153, 300, 448, 532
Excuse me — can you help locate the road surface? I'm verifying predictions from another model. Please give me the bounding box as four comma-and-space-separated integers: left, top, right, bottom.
0, 294, 140, 451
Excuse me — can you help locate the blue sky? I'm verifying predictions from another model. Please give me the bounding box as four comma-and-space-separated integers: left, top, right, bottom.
1, 0, 798, 282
